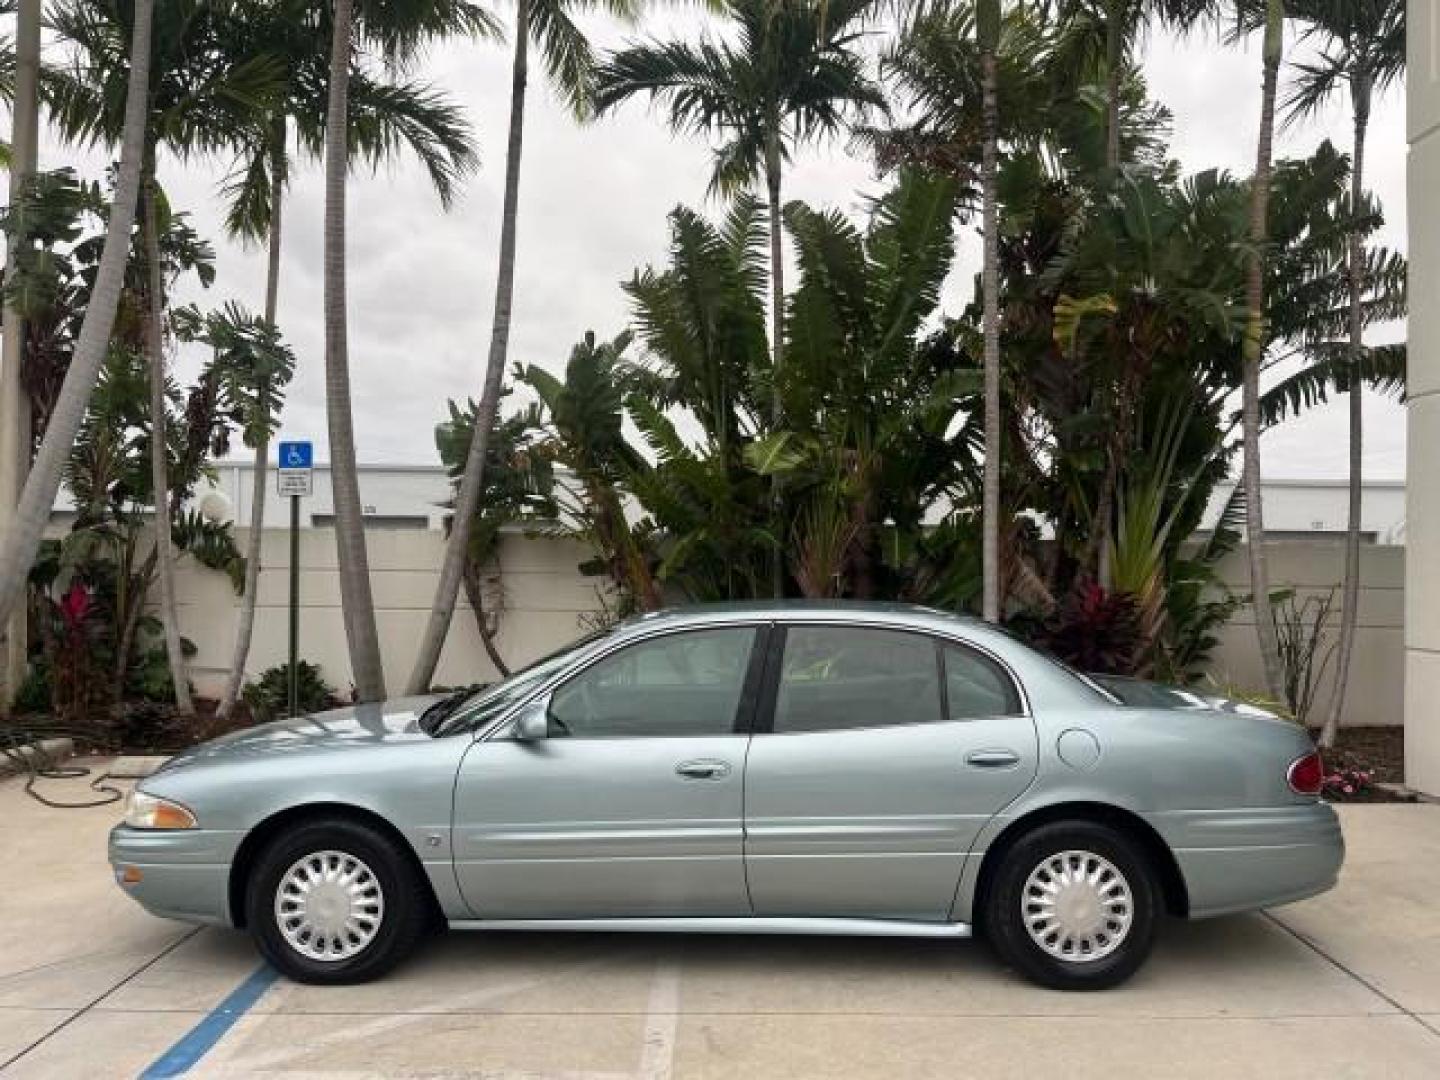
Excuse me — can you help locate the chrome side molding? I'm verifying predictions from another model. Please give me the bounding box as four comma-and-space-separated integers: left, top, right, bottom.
448, 916, 973, 938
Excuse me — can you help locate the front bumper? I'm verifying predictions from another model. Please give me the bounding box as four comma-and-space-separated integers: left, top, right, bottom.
109, 826, 244, 927
1148, 801, 1345, 919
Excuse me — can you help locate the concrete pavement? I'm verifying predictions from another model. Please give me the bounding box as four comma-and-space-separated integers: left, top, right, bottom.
2, 763, 1439, 1078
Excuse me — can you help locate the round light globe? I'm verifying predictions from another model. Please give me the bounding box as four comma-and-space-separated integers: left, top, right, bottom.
199, 488, 233, 524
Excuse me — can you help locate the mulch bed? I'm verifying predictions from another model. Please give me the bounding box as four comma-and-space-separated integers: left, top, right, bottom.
1319, 725, 1415, 803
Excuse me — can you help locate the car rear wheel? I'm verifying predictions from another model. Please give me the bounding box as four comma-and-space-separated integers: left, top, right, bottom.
246, 818, 428, 984
982, 820, 1158, 991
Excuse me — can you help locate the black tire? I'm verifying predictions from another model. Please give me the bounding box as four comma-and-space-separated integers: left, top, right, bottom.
981, 820, 1158, 991
245, 817, 430, 984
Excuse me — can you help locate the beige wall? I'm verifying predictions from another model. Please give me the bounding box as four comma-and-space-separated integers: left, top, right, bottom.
1208, 544, 1403, 727
169, 529, 1404, 726
1408, 0, 1440, 790
176, 529, 605, 698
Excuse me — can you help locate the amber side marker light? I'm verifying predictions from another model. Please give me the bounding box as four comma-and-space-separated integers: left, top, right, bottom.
119, 866, 143, 885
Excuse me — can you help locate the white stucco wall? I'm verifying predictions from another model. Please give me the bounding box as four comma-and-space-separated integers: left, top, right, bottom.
174, 529, 606, 696
1407, 0, 1440, 791
163, 529, 1404, 727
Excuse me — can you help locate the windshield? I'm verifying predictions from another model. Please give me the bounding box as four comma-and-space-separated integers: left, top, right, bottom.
431, 628, 609, 737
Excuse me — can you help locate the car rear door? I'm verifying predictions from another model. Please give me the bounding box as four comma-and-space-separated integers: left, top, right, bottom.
452, 624, 766, 918
743, 623, 1039, 921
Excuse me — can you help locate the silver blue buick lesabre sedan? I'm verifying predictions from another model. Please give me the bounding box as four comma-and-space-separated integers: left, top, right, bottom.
110, 602, 1343, 991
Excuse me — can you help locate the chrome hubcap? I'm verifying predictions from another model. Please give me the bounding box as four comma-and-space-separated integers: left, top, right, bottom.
1021, 850, 1133, 963
274, 850, 384, 962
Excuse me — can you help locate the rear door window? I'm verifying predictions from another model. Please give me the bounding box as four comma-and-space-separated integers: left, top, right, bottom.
772, 626, 943, 733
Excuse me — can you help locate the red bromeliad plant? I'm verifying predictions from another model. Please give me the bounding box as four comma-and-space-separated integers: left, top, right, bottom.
58, 580, 94, 635
1031, 580, 1145, 676
48, 578, 106, 724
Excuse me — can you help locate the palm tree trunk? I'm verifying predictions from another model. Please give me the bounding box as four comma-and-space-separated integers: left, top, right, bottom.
115, 545, 158, 692
1240, 0, 1286, 701
1104, 4, 1122, 170
324, 0, 387, 702
0, 0, 42, 712
766, 133, 785, 600
406, 2, 530, 695
461, 559, 510, 678
1319, 79, 1370, 749
981, 47, 1001, 624
218, 123, 287, 720
141, 159, 194, 716
0, 0, 154, 634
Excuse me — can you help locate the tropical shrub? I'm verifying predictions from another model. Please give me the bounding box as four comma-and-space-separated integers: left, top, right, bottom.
4, 168, 261, 725
1017, 581, 1145, 676
1272, 587, 1339, 727
242, 662, 338, 723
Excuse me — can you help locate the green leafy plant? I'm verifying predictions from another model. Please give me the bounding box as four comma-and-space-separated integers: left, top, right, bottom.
1271, 587, 1339, 727
241, 662, 338, 723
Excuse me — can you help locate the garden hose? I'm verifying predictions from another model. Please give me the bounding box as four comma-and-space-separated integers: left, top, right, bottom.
0, 722, 125, 809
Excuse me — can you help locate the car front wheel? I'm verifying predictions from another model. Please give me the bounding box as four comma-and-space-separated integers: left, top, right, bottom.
982, 820, 1159, 991
246, 818, 429, 984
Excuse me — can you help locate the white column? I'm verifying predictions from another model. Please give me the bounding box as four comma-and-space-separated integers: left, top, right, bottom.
1406, 0, 1440, 793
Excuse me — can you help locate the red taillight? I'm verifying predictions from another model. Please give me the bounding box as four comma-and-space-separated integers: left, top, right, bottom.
1288, 750, 1324, 796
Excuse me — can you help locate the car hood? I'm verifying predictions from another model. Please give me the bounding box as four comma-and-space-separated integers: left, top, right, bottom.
156, 695, 444, 773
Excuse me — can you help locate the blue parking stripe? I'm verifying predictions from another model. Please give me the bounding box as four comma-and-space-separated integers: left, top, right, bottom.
139, 964, 279, 1078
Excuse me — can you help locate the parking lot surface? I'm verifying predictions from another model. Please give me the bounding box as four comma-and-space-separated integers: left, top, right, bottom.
3, 762, 1440, 1078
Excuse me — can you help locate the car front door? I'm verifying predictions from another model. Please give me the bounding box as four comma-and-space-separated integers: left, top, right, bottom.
743, 624, 1039, 922
452, 625, 764, 918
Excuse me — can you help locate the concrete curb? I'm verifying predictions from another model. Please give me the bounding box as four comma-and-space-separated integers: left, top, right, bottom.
0, 737, 76, 778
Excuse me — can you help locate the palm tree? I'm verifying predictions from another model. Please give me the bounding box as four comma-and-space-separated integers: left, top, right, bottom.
1238, 0, 1288, 700
217, 0, 477, 717
323, 0, 387, 701
875, 4, 1052, 621
978, 0, 1001, 622
1054, 0, 1213, 169
405, 0, 636, 696
1283, 0, 1404, 746
0, 0, 40, 711
323, 0, 493, 702
0, 0, 154, 638
592, 0, 886, 597
46, 0, 287, 714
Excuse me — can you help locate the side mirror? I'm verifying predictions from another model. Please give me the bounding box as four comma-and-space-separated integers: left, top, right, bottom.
511, 699, 549, 742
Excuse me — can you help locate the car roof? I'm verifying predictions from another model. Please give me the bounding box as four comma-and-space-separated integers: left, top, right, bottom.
616, 600, 981, 632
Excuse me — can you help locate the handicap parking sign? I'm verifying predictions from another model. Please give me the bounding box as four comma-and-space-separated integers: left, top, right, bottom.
276, 440, 314, 497
278, 441, 313, 470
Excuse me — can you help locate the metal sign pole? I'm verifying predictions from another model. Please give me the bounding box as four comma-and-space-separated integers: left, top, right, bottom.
288, 492, 300, 719
276, 439, 313, 719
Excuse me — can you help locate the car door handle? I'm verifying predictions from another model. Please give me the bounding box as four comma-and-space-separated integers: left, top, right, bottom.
965, 749, 1021, 769
675, 759, 732, 780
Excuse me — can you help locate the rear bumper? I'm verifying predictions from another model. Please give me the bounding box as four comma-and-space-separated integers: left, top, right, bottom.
108, 826, 242, 927
1146, 802, 1344, 919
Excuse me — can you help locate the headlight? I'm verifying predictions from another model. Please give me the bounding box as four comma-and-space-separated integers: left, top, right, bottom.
123, 789, 198, 830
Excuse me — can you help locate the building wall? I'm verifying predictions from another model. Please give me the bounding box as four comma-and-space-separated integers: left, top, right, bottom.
1407, 0, 1440, 790
170, 529, 1404, 727
176, 529, 605, 697
1208, 544, 1404, 727
139, 461, 1412, 542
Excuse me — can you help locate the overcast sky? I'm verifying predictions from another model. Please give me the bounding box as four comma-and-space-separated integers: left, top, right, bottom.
20, 12, 1411, 479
